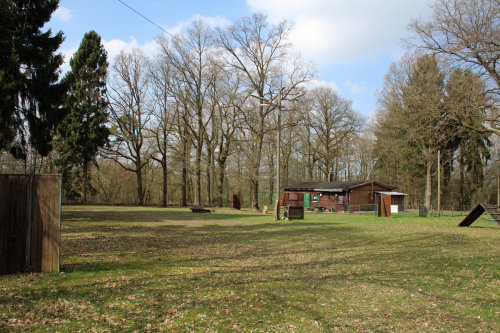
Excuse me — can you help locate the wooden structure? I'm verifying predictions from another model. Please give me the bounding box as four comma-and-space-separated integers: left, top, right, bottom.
377, 194, 391, 217
230, 194, 241, 210
190, 205, 212, 213
282, 181, 406, 212
1, 174, 61, 274
350, 205, 361, 215
459, 203, 500, 227
284, 206, 304, 220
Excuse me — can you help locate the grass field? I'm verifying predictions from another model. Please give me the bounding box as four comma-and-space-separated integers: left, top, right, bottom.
1, 206, 499, 332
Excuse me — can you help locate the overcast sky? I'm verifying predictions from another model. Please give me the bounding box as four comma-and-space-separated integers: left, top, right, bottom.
48, 0, 435, 118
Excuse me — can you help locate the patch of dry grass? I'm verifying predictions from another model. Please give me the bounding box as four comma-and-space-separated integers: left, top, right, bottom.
1, 206, 499, 332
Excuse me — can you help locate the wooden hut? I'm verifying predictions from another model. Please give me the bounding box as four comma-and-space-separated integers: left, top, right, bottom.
282, 180, 406, 212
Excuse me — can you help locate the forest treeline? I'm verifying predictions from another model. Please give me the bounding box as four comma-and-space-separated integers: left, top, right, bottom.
1, 0, 498, 209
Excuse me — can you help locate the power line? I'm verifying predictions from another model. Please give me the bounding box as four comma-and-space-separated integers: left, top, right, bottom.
117, 0, 174, 38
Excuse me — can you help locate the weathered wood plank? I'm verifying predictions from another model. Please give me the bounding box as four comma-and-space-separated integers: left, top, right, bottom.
0, 175, 29, 274
459, 204, 485, 227
483, 206, 500, 225
34, 175, 61, 273
459, 203, 500, 227
0, 174, 61, 274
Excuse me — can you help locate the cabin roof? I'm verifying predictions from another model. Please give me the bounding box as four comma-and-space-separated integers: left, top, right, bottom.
283, 181, 396, 192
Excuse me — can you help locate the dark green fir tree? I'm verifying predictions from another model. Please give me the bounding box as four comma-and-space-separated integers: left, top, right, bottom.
56, 31, 109, 203
0, 0, 66, 158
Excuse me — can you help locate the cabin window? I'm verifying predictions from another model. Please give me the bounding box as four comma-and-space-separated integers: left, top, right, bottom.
338, 195, 344, 204
289, 193, 298, 201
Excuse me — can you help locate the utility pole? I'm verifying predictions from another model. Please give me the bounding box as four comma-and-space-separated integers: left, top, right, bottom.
274, 91, 282, 221
438, 150, 441, 216
251, 91, 303, 221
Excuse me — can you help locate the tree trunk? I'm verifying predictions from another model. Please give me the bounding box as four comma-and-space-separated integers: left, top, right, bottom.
425, 160, 432, 210
250, 134, 264, 211
136, 164, 144, 206
162, 155, 167, 207
268, 151, 274, 206
498, 149, 500, 207
82, 160, 89, 204
217, 159, 225, 208
250, 178, 259, 211
307, 146, 313, 181
194, 141, 202, 206
206, 147, 212, 205
181, 141, 188, 207
459, 151, 465, 208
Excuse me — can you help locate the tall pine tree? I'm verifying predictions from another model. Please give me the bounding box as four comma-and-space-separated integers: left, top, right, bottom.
445, 69, 492, 205
0, 0, 66, 159
56, 31, 109, 203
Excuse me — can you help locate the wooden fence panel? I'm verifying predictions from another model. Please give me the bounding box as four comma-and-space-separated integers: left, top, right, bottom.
0, 175, 29, 274
0, 174, 61, 274
33, 175, 61, 272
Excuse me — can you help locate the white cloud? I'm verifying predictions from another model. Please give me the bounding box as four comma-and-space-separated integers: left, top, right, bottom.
247, 0, 434, 67
59, 36, 160, 75
343, 80, 368, 95
305, 78, 340, 92
60, 14, 230, 72
164, 14, 231, 36
103, 36, 160, 62
53, 6, 72, 22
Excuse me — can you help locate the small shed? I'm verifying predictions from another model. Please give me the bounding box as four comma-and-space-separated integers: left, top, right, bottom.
282, 180, 406, 212
374, 191, 407, 211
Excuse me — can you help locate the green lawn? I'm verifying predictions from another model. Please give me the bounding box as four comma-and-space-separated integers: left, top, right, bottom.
1, 206, 499, 332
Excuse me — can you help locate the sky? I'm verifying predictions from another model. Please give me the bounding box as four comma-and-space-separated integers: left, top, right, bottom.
47, 0, 435, 119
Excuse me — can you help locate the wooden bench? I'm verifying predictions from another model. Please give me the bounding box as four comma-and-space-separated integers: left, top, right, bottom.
190, 205, 212, 213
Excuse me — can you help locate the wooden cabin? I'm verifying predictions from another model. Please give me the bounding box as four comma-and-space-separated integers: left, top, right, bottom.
282, 181, 406, 212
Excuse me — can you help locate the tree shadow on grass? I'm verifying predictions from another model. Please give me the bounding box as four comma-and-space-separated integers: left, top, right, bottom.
30, 231, 499, 331
60, 220, 361, 274
62, 208, 271, 223
4, 220, 498, 332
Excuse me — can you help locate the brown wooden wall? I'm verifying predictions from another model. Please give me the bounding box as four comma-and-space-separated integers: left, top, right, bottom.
282, 192, 305, 207
0, 175, 29, 274
283, 182, 400, 212
349, 183, 392, 205
0, 174, 61, 274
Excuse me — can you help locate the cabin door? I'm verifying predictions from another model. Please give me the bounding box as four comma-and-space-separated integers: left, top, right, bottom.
303, 193, 310, 207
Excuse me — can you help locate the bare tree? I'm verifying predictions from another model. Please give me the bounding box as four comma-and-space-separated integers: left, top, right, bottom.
409, 0, 499, 90
295, 94, 317, 181
107, 49, 151, 206
217, 13, 313, 210
308, 87, 362, 181
148, 56, 176, 207
351, 134, 376, 181
208, 62, 247, 207
408, 0, 499, 132
157, 20, 215, 206
169, 97, 192, 207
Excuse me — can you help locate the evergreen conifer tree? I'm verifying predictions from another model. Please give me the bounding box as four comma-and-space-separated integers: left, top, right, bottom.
56, 31, 109, 203
0, 0, 66, 158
